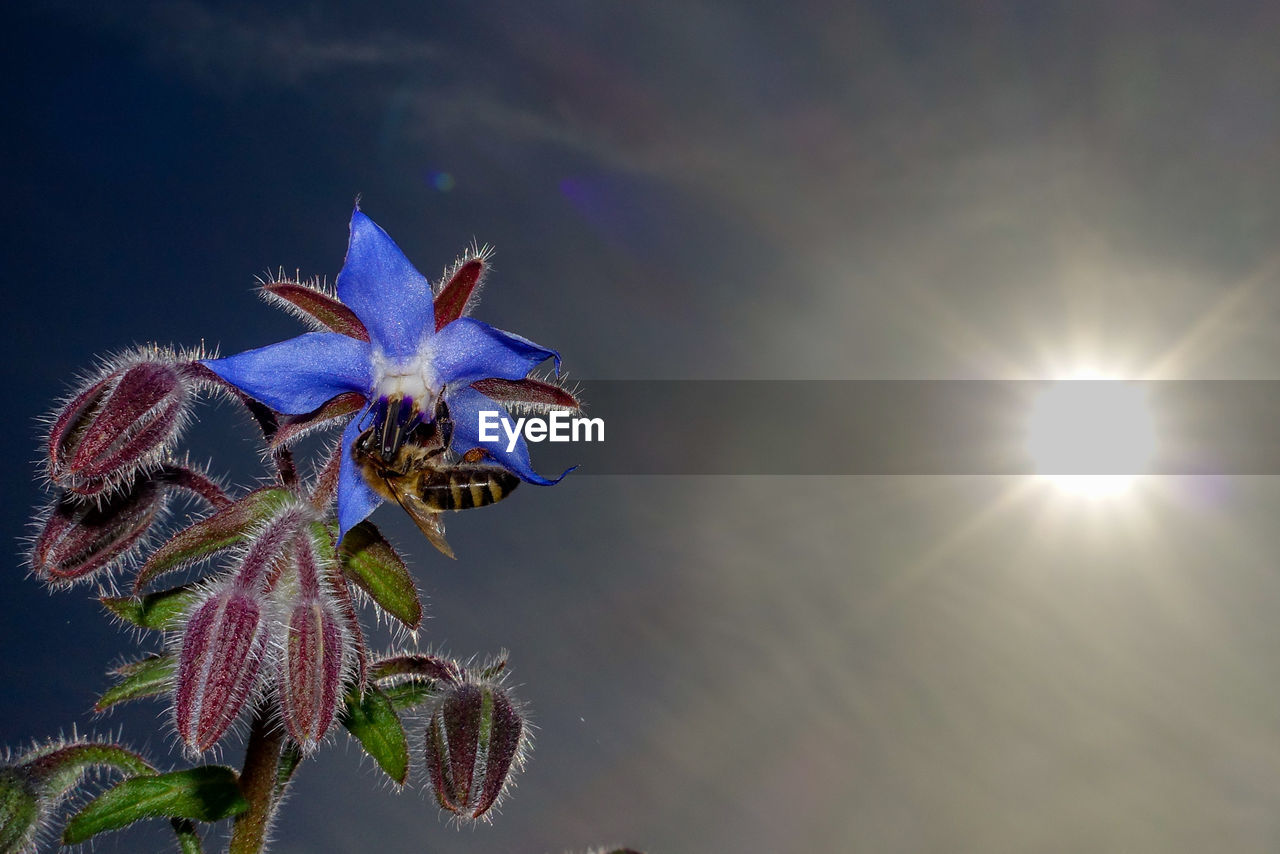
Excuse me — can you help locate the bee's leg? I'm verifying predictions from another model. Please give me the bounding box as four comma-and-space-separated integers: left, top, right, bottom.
435, 412, 454, 456
420, 396, 453, 460
435, 397, 454, 455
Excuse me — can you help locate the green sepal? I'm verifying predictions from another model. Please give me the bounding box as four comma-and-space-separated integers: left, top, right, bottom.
369, 653, 460, 684
338, 521, 422, 629
61, 766, 248, 845
338, 686, 409, 786
96, 654, 177, 711
274, 743, 303, 800
101, 584, 201, 631
379, 678, 441, 713
476, 656, 509, 682
134, 488, 294, 591
18, 742, 153, 800
171, 818, 203, 854
0, 767, 41, 854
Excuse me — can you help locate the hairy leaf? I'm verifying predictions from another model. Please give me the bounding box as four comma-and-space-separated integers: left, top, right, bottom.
96, 654, 177, 711
62, 767, 247, 844
339, 521, 422, 629
338, 687, 409, 786
101, 585, 201, 631
380, 678, 440, 713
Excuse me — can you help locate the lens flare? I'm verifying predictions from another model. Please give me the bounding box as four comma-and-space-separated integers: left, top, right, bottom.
1026, 377, 1156, 497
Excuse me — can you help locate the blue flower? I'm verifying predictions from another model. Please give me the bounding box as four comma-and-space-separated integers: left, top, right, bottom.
202, 208, 573, 538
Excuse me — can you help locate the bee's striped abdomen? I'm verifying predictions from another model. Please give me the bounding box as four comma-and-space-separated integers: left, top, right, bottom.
418, 467, 519, 511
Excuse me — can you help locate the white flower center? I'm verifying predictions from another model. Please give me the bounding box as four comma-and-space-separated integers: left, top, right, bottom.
371, 348, 439, 407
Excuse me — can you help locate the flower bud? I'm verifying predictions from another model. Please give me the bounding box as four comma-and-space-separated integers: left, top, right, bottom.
174, 583, 270, 752
0, 766, 42, 853
278, 598, 346, 750
277, 531, 349, 751
46, 347, 194, 495
425, 679, 527, 820
29, 477, 167, 586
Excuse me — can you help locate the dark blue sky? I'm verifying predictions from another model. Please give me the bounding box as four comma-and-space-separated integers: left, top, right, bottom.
5, 3, 1280, 852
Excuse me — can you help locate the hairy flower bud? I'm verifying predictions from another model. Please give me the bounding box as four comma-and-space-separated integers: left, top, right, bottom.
173, 508, 309, 752
29, 477, 167, 586
278, 598, 346, 750
0, 766, 41, 853
425, 678, 527, 820
46, 347, 194, 495
174, 584, 270, 752
277, 531, 349, 751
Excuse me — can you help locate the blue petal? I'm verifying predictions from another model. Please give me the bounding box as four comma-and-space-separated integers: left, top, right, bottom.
431, 317, 560, 388
336, 416, 383, 540
447, 387, 575, 485
336, 210, 435, 359
202, 333, 372, 414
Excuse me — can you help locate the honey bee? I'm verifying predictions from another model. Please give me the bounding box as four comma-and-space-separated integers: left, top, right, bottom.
352, 394, 518, 558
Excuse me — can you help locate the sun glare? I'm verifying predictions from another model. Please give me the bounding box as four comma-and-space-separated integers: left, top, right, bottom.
1025, 377, 1156, 497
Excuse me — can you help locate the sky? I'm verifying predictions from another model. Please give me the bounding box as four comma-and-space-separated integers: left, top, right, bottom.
4, 2, 1280, 853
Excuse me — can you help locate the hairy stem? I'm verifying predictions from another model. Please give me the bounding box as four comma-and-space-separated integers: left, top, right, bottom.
228, 704, 286, 854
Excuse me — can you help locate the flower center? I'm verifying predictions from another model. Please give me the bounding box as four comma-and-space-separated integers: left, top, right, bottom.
364, 351, 443, 462
371, 349, 438, 404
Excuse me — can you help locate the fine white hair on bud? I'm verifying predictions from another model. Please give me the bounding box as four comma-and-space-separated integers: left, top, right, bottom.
424, 665, 531, 823
42, 344, 203, 499
273, 527, 354, 753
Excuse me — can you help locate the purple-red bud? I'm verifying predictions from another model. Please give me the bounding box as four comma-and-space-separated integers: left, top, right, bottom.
174, 584, 270, 752
277, 530, 349, 751
278, 598, 346, 750
425, 679, 527, 820
46, 348, 194, 495
30, 477, 167, 586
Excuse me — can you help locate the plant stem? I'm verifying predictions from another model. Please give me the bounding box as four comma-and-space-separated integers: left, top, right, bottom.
228, 704, 285, 854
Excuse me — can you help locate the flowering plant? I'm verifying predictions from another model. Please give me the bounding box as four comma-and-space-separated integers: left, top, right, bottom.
4, 209, 635, 854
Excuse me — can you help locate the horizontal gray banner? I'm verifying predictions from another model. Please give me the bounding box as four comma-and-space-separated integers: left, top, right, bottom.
519, 381, 1280, 475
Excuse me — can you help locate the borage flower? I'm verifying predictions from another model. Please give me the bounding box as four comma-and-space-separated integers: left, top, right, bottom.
201, 208, 576, 542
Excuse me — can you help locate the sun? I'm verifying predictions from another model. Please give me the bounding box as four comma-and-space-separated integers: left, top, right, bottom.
1025, 375, 1156, 497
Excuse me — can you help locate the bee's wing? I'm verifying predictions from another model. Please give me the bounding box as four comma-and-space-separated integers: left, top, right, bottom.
390, 484, 457, 560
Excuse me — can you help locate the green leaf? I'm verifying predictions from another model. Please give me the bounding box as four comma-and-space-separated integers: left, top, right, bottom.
379, 678, 440, 713
135, 488, 294, 591
96, 654, 177, 711
101, 585, 201, 631
339, 521, 422, 629
338, 687, 409, 786
171, 818, 203, 854
62, 767, 247, 845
